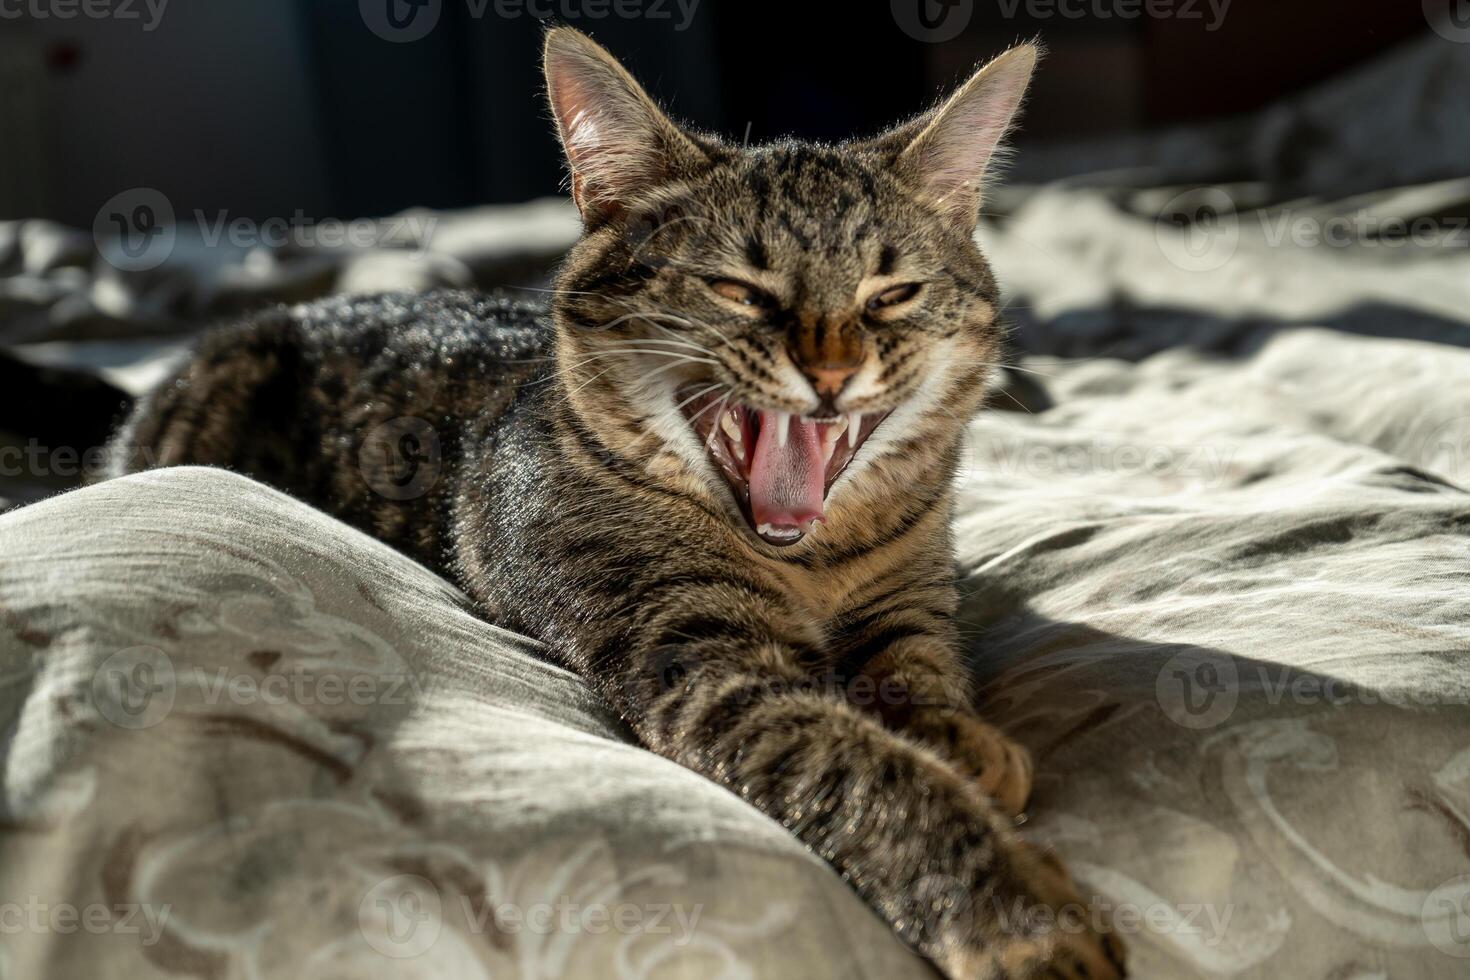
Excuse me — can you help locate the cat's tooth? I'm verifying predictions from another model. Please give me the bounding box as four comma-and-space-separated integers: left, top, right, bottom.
774, 411, 790, 448
820, 423, 841, 466
720, 410, 742, 445
846, 413, 862, 449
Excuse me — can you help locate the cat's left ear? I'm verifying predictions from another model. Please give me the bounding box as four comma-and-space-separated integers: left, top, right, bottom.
543, 27, 708, 225
861, 44, 1039, 232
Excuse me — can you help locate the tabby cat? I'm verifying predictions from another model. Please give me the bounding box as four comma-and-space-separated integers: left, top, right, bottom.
109, 28, 1125, 979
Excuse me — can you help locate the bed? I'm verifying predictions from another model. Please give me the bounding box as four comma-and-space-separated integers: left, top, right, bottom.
1, 33, 1467, 979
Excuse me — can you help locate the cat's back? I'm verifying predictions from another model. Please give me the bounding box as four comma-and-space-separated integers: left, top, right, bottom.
292, 290, 553, 383
109, 290, 555, 569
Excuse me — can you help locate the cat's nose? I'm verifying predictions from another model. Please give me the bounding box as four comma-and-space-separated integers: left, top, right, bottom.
793, 356, 862, 417
790, 319, 864, 411
803, 362, 860, 399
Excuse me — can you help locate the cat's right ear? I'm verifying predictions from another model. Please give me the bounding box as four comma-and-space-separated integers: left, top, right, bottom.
543, 28, 706, 225
854, 44, 1038, 233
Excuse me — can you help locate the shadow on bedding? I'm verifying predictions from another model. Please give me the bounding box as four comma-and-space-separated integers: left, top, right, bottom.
1008, 300, 1470, 362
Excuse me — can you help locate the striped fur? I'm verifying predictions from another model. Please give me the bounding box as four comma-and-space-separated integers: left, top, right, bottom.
108, 29, 1124, 979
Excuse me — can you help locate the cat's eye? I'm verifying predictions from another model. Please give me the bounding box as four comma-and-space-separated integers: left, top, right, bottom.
866, 283, 922, 312
709, 279, 774, 309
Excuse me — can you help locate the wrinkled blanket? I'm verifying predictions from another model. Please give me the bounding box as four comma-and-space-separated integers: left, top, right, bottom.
2, 28, 1469, 980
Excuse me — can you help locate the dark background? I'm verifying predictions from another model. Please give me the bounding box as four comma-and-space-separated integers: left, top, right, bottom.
0, 0, 1449, 228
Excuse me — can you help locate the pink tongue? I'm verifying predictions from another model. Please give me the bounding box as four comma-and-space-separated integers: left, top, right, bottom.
749, 411, 826, 530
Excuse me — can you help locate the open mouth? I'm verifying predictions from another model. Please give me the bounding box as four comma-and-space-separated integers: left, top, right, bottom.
679, 387, 888, 546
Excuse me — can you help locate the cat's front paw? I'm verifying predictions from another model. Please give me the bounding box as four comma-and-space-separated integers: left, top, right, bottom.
907, 707, 1034, 818
933, 840, 1128, 980
982, 930, 1128, 980
1001, 840, 1128, 979
935, 909, 1128, 980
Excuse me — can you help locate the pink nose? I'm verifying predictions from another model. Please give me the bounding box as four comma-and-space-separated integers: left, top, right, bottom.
804, 363, 860, 398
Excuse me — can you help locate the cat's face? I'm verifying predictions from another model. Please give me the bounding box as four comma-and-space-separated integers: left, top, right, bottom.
546, 29, 1035, 548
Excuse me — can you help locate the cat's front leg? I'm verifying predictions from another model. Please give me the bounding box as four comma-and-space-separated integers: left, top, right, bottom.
832, 577, 1035, 818
592, 585, 1124, 979
846, 633, 1034, 819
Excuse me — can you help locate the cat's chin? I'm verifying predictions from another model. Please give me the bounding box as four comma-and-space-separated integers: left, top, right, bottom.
678, 386, 887, 547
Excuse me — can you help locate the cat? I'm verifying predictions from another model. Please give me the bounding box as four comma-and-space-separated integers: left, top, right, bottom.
109, 28, 1125, 980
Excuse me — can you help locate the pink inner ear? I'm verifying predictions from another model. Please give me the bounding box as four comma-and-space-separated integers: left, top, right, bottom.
904, 46, 1037, 219
544, 42, 667, 220
546, 63, 610, 186
556, 104, 605, 214
548, 68, 608, 171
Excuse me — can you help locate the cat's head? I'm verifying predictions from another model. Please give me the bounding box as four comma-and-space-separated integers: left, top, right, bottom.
545, 27, 1035, 548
